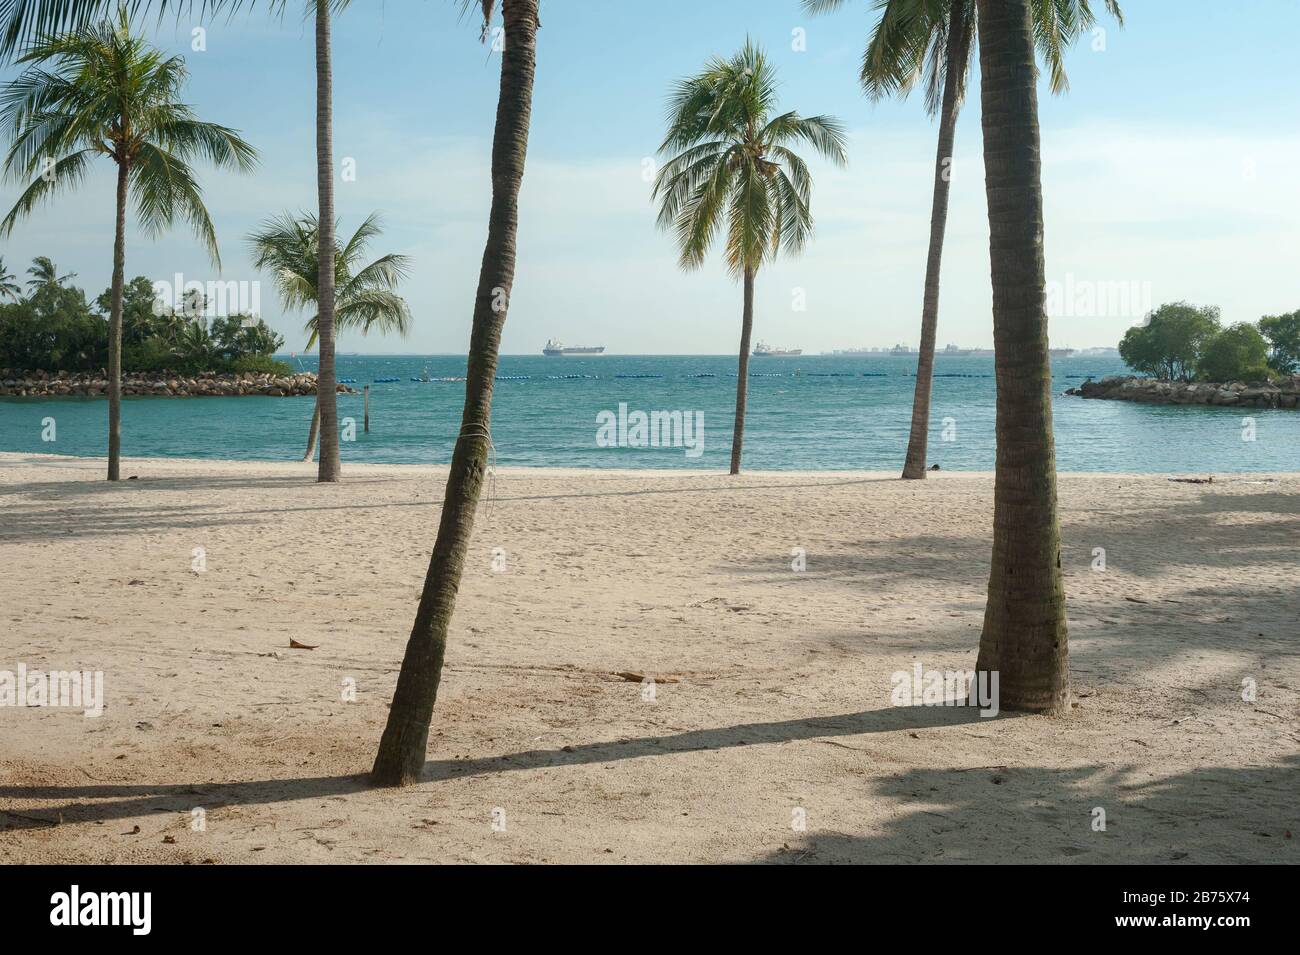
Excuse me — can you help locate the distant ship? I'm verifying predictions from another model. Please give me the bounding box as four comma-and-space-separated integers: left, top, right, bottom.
889, 344, 917, 356
542, 339, 605, 356
753, 341, 802, 357
941, 344, 973, 356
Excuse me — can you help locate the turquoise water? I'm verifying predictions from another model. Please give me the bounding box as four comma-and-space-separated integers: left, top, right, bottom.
2, 353, 1297, 472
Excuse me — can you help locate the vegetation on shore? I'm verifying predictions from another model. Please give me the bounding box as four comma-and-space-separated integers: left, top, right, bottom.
1118, 301, 1299, 383
0, 258, 289, 376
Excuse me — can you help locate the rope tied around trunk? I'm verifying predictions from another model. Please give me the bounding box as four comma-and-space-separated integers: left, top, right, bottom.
457, 421, 497, 517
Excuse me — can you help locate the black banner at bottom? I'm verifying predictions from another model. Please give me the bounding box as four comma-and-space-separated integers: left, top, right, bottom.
0, 863, 1283, 939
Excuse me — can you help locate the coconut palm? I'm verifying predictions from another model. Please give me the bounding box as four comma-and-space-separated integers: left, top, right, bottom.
972, 0, 1069, 713
653, 40, 847, 474
309, 0, 343, 482
0, 0, 349, 484
249, 210, 413, 460
0, 256, 20, 300
371, 0, 540, 787
805, 0, 1121, 480
25, 255, 74, 292
0, 6, 256, 480
175, 315, 215, 365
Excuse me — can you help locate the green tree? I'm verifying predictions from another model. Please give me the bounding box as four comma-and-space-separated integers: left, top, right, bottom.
371, 0, 540, 788
1198, 323, 1271, 383
972, 0, 1069, 714
249, 210, 412, 459
211, 313, 284, 360
652, 40, 847, 474
175, 316, 216, 368
0, 6, 256, 479
0, 274, 103, 369
25, 255, 74, 292
1259, 309, 1300, 376
0, 255, 19, 300
1119, 302, 1220, 381
805, 0, 1122, 480
96, 275, 160, 346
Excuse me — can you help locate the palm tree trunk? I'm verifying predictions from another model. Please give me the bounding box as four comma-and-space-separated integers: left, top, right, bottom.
901, 0, 970, 480
973, 0, 1069, 714
371, 0, 539, 787
303, 394, 320, 461
106, 160, 128, 482
313, 1, 341, 482
729, 266, 755, 475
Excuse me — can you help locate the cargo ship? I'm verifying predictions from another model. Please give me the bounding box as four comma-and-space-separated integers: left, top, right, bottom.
753, 341, 802, 357
542, 339, 605, 356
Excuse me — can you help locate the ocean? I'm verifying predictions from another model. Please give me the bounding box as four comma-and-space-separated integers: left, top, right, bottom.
2, 353, 1297, 472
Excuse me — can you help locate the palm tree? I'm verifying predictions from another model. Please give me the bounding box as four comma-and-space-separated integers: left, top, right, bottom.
805, 0, 1121, 480
0, 256, 21, 300
972, 0, 1069, 713
0, 7, 256, 480
25, 254, 74, 292
249, 210, 413, 460
653, 41, 847, 474
371, 0, 539, 788
0, 0, 348, 485
311, 0, 342, 482
176, 315, 215, 366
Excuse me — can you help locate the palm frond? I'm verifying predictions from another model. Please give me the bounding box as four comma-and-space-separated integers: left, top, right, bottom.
130, 140, 221, 265
0, 147, 92, 236
655, 41, 840, 277
248, 209, 412, 344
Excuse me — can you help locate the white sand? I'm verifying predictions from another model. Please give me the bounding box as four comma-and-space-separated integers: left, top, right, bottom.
1, 451, 1296, 863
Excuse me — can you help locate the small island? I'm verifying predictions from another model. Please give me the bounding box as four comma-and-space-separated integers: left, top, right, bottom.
1066, 301, 1300, 409
0, 266, 348, 398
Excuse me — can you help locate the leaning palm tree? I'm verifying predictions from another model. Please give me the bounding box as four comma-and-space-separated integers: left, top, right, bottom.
25, 254, 74, 292
653, 40, 847, 475
0, 256, 21, 300
371, 0, 540, 788
0, 0, 348, 485
0, 6, 256, 480
249, 210, 413, 460
805, 0, 1121, 480
972, 0, 1069, 713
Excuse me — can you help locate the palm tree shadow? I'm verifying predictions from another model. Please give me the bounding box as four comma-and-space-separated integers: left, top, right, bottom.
757, 753, 1300, 864
0, 704, 991, 830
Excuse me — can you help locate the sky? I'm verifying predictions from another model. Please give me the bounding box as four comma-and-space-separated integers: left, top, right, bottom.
1, 0, 1298, 355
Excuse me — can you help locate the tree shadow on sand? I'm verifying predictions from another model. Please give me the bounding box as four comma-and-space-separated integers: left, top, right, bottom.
3, 708, 1293, 864
758, 753, 1299, 864
0, 704, 988, 830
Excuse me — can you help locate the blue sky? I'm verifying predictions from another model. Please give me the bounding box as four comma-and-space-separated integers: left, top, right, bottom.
2, 0, 1298, 354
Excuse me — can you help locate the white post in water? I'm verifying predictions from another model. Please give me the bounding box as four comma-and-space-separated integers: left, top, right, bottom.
364, 385, 370, 433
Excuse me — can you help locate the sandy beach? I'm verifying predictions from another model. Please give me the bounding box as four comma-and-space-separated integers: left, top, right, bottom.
1, 452, 1296, 864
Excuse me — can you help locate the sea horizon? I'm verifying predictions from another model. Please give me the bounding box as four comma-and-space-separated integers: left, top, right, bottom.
4, 353, 1296, 473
